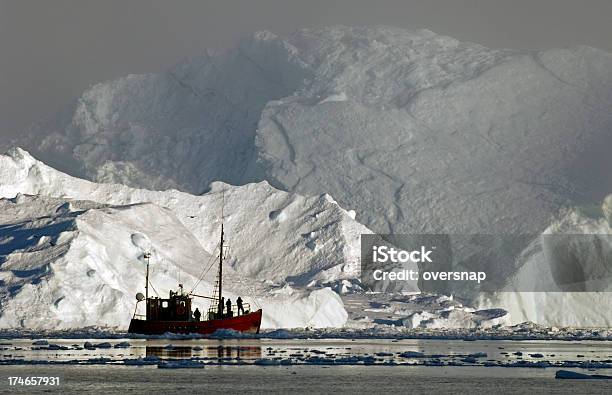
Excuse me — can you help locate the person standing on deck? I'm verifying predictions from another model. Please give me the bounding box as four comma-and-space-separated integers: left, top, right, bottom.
226, 298, 232, 317
218, 297, 225, 318
236, 297, 244, 315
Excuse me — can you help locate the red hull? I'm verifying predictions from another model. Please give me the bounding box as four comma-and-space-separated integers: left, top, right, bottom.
128, 309, 262, 335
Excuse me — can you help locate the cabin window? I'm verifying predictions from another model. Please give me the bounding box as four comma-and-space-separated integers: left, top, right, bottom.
162, 301, 168, 308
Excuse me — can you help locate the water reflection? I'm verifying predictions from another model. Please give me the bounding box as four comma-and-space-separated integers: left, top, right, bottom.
146, 346, 193, 358
145, 345, 261, 360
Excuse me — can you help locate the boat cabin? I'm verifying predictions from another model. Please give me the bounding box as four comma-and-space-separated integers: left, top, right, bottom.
146, 294, 192, 321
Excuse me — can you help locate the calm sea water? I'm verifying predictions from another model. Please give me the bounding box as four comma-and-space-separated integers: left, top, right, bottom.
1, 339, 611, 393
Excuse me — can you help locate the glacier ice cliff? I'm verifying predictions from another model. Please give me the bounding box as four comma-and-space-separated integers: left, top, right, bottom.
22, 26, 612, 236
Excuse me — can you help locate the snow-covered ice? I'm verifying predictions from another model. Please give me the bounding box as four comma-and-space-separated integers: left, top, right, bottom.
342, 293, 510, 330
478, 198, 612, 327
0, 148, 369, 287
0, 149, 363, 329
0, 148, 516, 331
1, 148, 611, 328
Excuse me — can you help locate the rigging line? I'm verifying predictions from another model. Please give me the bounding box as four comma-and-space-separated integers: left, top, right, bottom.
148, 280, 160, 297
244, 281, 262, 309
190, 256, 216, 293
189, 241, 221, 293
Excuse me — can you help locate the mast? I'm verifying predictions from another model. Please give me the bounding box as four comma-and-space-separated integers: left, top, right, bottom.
217, 192, 225, 316
144, 252, 150, 301
217, 222, 224, 315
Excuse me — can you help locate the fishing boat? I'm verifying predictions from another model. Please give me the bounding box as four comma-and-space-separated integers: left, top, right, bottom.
128, 216, 262, 335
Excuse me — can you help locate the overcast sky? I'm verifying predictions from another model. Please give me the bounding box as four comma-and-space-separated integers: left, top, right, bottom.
1, 0, 611, 138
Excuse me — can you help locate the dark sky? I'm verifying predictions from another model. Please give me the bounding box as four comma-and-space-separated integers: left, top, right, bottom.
1, 0, 611, 138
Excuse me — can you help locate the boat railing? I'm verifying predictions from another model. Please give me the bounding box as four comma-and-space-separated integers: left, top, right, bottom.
206, 302, 252, 320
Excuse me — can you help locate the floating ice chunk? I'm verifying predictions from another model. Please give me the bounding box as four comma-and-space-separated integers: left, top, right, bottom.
399, 351, 425, 358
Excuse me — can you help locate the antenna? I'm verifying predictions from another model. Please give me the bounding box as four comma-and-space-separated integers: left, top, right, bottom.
221, 190, 225, 224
